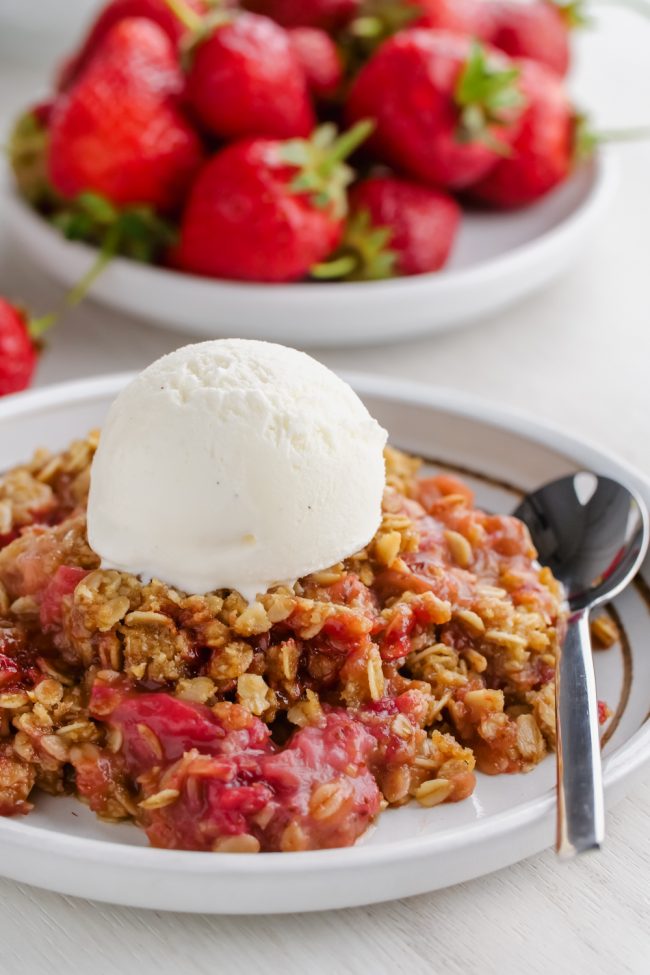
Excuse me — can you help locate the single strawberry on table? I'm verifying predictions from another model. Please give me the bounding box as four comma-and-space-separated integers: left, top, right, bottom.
173, 121, 373, 282
0, 299, 39, 397
346, 30, 526, 189
47, 17, 203, 212
57, 0, 211, 90
315, 175, 461, 279
179, 9, 316, 140
469, 58, 574, 208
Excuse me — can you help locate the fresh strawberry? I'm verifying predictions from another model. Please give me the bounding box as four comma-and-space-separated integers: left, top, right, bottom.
47, 18, 203, 212
470, 58, 573, 207
346, 30, 525, 189
0, 300, 39, 397
174, 122, 372, 282
349, 176, 460, 276
184, 12, 315, 140
314, 175, 460, 279
288, 27, 343, 99
244, 0, 361, 30
57, 0, 210, 90
487, 0, 571, 77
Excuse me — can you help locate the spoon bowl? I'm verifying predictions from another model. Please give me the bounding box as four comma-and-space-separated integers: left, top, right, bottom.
515, 472, 648, 858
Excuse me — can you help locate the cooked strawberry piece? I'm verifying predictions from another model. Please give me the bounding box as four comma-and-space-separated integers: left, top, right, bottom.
484, 513, 535, 558
40, 565, 90, 631
0, 654, 21, 688
359, 691, 428, 764
185, 13, 315, 141
94, 683, 380, 851
0, 516, 97, 600
48, 18, 204, 211
90, 686, 273, 771
260, 711, 380, 850
414, 474, 475, 511
0, 627, 40, 693
72, 747, 124, 816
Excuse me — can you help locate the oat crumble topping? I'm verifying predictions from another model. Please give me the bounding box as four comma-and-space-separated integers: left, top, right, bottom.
0, 434, 593, 851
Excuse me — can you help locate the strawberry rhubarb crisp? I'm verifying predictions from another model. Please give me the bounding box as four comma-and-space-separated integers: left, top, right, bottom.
0, 436, 565, 852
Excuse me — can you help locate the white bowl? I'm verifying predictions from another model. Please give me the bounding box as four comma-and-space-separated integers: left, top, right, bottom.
5, 153, 617, 348
0, 373, 648, 913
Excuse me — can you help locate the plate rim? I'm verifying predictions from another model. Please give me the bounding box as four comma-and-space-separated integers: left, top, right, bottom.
0, 369, 648, 878
4, 151, 618, 302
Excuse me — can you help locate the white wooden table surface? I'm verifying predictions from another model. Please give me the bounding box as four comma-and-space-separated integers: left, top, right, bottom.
0, 7, 649, 973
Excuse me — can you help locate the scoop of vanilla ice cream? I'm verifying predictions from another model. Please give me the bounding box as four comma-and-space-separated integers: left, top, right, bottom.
87, 339, 388, 601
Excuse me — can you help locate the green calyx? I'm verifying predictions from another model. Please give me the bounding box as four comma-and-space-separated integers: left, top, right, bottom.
279, 120, 374, 220
311, 208, 398, 282
9, 110, 55, 208
455, 41, 524, 151
163, 0, 233, 69
52, 192, 177, 266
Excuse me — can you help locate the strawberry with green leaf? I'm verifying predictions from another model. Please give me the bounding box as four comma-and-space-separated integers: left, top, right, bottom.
179, 8, 316, 140
469, 58, 575, 207
314, 174, 460, 279
174, 122, 373, 282
47, 18, 204, 213
346, 30, 526, 189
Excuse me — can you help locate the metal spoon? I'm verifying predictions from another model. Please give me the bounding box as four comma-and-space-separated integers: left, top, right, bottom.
514, 472, 648, 858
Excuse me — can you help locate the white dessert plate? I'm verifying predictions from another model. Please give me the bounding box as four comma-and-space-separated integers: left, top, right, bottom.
0, 373, 648, 913
5, 153, 617, 348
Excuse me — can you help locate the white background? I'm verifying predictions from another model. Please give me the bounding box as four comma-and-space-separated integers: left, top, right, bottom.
0, 3, 649, 973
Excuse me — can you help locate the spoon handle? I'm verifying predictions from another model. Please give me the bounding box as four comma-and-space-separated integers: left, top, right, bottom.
555, 608, 605, 857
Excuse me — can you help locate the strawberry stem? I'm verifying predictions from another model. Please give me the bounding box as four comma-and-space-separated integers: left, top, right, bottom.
596, 125, 650, 142
574, 112, 650, 160
27, 313, 57, 340
162, 0, 203, 31
328, 120, 375, 166
25, 226, 120, 341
